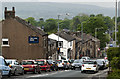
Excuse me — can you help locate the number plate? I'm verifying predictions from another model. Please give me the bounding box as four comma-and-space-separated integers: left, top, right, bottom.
86, 68, 91, 69
75, 66, 79, 67
24, 68, 29, 70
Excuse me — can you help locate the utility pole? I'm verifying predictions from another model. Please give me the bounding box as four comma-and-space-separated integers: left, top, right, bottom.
115, 0, 117, 47
80, 23, 83, 58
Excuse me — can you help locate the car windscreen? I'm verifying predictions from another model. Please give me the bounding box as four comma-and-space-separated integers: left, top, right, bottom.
83, 61, 96, 64
74, 60, 80, 63
22, 61, 33, 65
96, 60, 103, 64
36, 61, 44, 65
6, 60, 12, 64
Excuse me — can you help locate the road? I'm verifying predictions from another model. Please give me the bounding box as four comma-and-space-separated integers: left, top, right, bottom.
2, 68, 108, 79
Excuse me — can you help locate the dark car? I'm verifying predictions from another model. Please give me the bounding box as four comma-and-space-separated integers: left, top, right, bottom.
47, 60, 58, 71
6, 59, 24, 75
21, 60, 41, 74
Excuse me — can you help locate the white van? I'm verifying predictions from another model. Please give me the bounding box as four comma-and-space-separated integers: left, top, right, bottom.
0, 56, 11, 77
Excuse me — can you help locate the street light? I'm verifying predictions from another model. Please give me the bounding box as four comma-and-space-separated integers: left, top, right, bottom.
95, 27, 103, 58
57, 13, 70, 60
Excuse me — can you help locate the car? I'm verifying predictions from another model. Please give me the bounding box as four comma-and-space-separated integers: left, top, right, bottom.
81, 60, 99, 73
71, 59, 83, 70
56, 60, 70, 70
21, 60, 41, 74
63, 60, 70, 70
0, 69, 2, 79
5, 59, 24, 75
81, 56, 90, 61
97, 59, 108, 69
36, 59, 51, 72
56, 60, 64, 70
0, 56, 11, 77
96, 59, 106, 70
47, 60, 58, 71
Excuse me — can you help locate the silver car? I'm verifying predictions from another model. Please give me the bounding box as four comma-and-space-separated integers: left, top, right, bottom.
71, 59, 83, 70
5, 59, 24, 75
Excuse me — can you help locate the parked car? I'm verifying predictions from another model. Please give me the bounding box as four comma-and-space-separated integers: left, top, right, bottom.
81, 60, 99, 73
6, 59, 24, 75
0, 56, 11, 77
96, 59, 105, 70
71, 59, 83, 70
0, 69, 2, 79
47, 60, 58, 71
63, 60, 70, 70
21, 60, 41, 74
36, 59, 51, 72
97, 59, 108, 69
56, 60, 64, 70
81, 56, 90, 61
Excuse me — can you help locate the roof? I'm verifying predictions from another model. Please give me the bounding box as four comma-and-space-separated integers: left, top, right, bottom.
15, 16, 47, 36
55, 32, 75, 42
65, 31, 100, 43
48, 38, 56, 45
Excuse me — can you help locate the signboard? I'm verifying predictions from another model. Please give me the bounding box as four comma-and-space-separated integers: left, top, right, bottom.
28, 36, 39, 43
56, 41, 63, 48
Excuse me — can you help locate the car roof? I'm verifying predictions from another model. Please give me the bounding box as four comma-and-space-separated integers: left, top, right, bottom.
22, 60, 35, 62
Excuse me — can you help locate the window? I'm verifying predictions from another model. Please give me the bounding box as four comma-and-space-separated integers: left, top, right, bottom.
2, 38, 9, 46
28, 36, 39, 43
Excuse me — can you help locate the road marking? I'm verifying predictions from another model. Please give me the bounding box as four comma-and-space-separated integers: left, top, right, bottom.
26, 70, 72, 78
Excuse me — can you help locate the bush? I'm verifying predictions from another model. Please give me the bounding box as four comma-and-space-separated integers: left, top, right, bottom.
107, 69, 120, 79
111, 57, 120, 69
107, 47, 120, 61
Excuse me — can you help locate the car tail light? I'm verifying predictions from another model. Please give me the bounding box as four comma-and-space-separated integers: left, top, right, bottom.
82, 64, 84, 67
93, 65, 96, 67
51, 64, 53, 66
62, 63, 64, 65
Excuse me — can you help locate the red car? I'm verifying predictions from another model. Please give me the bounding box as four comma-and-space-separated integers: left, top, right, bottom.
36, 59, 51, 72
21, 60, 41, 74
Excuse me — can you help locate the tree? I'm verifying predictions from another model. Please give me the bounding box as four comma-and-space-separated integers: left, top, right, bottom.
77, 16, 108, 48
59, 19, 71, 30
25, 17, 37, 26
44, 18, 57, 34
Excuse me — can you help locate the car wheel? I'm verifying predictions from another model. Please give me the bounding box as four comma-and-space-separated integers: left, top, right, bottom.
13, 69, 17, 76
20, 69, 24, 75
8, 70, 11, 77
38, 70, 41, 74
33, 68, 37, 74
24, 71, 27, 74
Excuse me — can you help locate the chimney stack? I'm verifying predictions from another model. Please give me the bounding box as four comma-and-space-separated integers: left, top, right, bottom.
5, 7, 15, 19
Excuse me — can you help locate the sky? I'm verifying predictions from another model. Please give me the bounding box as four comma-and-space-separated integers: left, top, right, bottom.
1, 0, 119, 8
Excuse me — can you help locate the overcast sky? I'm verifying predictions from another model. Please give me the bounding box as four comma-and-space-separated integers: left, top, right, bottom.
1, 0, 120, 8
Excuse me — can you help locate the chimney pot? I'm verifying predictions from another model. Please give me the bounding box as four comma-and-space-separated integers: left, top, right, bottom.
12, 7, 15, 11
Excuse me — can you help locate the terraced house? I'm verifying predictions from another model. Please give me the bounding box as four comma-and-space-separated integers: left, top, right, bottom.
1, 7, 48, 61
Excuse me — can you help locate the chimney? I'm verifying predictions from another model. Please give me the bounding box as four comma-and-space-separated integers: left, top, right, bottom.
5, 7, 15, 19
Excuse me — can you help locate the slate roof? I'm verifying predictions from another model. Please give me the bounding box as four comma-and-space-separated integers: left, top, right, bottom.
55, 32, 75, 42
15, 16, 47, 36
64, 31, 100, 43
48, 38, 56, 45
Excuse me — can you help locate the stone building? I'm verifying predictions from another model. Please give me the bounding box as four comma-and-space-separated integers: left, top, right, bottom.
1, 7, 48, 61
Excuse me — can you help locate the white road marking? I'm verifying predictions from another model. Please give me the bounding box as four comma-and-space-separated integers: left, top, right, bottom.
26, 70, 72, 78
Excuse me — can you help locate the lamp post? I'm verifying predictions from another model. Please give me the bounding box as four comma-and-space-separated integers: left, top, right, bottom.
95, 27, 103, 58
115, 0, 117, 47
57, 13, 69, 60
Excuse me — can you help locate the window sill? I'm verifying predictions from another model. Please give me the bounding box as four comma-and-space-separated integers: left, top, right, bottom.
1, 45, 10, 47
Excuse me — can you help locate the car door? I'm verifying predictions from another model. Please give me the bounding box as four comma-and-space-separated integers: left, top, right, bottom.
14, 61, 23, 73
2, 59, 10, 75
